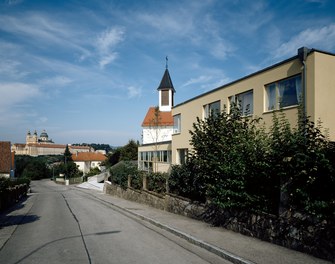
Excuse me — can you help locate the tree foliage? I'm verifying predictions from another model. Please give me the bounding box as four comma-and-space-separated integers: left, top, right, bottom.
105, 139, 139, 167
15, 155, 64, 180
120, 139, 139, 161
109, 161, 138, 189
169, 104, 335, 219
187, 105, 271, 211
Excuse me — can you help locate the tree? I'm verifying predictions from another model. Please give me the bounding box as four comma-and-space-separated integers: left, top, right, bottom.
269, 107, 335, 217
188, 104, 271, 212
120, 140, 139, 161
56, 145, 80, 179
106, 148, 121, 166
64, 144, 73, 162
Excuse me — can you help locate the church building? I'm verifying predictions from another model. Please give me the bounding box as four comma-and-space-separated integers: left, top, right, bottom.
138, 63, 175, 173
11, 130, 92, 156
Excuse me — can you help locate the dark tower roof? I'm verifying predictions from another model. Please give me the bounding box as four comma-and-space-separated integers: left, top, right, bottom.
157, 69, 175, 92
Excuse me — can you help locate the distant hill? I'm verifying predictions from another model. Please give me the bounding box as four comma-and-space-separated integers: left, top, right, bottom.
71, 143, 118, 153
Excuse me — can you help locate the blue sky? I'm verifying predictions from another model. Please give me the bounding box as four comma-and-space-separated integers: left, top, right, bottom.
1, 0, 335, 146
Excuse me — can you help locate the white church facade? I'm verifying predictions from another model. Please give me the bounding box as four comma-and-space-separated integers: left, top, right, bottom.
138, 67, 175, 173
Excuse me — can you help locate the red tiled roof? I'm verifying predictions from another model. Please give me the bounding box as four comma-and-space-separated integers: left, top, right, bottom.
142, 107, 173, 127
72, 152, 106, 162
0, 141, 11, 173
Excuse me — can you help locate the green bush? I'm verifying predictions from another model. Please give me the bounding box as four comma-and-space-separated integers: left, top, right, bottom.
147, 172, 167, 194
109, 161, 138, 189
181, 104, 335, 219
0, 177, 30, 191
169, 162, 207, 202
131, 170, 143, 190
188, 105, 271, 212
268, 109, 335, 218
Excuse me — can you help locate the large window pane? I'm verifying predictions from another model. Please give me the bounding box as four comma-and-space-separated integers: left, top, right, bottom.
265, 75, 301, 111
279, 76, 301, 108
173, 114, 181, 133
237, 90, 253, 116
204, 101, 220, 118
266, 84, 276, 111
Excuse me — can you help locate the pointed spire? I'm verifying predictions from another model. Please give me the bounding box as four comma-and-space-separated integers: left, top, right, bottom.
157, 69, 175, 92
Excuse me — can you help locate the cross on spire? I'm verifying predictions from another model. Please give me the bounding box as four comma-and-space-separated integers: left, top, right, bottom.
165, 56, 168, 69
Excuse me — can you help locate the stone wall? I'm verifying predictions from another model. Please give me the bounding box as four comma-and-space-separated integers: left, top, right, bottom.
104, 181, 205, 219
103, 181, 334, 262
211, 209, 335, 262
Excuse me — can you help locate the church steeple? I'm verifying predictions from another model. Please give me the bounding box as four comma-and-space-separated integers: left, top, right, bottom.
157, 59, 175, 112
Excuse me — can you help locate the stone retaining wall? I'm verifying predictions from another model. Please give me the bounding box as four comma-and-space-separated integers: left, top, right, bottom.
104, 181, 205, 219
103, 181, 334, 262
206, 209, 334, 261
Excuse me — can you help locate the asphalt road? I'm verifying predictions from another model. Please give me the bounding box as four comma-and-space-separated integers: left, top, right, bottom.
0, 180, 229, 264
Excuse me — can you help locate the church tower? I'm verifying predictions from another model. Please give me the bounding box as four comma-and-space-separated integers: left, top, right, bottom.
157, 58, 175, 112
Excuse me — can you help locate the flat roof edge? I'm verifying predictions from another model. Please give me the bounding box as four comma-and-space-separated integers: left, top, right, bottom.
173, 48, 335, 109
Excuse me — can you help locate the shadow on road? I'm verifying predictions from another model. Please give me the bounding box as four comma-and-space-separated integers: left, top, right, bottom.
0, 214, 40, 228
0, 196, 39, 229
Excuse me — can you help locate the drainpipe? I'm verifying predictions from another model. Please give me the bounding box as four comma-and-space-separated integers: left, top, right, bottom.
298, 47, 310, 118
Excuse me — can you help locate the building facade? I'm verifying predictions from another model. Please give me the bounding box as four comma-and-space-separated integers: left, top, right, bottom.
0, 141, 15, 178
138, 68, 175, 173
12, 130, 93, 156
171, 48, 335, 165
72, 152, 106, 174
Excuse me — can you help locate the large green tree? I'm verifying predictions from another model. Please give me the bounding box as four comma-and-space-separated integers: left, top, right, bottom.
188, 105, 271, 212
120, 139, 139, 161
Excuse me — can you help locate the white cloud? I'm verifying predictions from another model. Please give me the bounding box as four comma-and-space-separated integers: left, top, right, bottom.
273, 24, 335, 59
210, 41, 234, 60
0, 13, 92, 63
182, 75, 213, 87
0, 59, 28, 79
39, 76, 73, 87
5, 0, 23, 6
99, 53, 118, 69
96, 27, 125, 69
127, 86, 142, 98
0, 82, 40, 112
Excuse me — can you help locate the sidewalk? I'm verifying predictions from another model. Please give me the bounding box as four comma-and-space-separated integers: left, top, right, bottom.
78, 187, 331, 264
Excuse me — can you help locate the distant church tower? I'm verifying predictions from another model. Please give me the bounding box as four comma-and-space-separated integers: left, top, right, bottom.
26, 130, 38, 144
157, 57, 175, 112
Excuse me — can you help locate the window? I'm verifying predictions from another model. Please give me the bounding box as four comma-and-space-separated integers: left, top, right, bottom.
204, 100, 221, 118
229, 90, 253, 116
265, 75, 302, 111
173, 114, 181, 134
139, 151, 171, 163
177, 149, 188, 165
161, 90, 169, 106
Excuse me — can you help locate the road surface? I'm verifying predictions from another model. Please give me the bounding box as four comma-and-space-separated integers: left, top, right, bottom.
0, 180, 229, 264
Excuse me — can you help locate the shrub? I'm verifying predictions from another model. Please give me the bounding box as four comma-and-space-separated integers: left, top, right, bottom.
147, 172, 167, 194
109, 161, 138, 189
188, 105, 271, 212
169, 162, 207, 202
